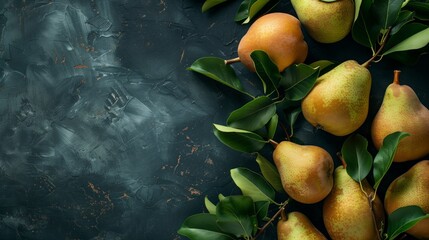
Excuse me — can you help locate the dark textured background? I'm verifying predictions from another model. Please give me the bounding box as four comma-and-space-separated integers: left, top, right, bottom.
0, 0, 427, 239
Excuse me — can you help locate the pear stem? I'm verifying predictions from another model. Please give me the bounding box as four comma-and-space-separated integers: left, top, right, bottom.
269, 139, 279, 149
393, 70, 401, 84
224, 57, 241, 65
337, 152, 347, 169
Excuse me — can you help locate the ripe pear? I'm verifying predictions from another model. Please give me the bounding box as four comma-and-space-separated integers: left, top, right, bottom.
277, 211, 327, 240
323, 166, 385, 240
237, 12, 308, 72
384, 160, 429, 239
371, 70, 429, 162
273, 141, 334, 204
301, 60, 371, 136
291, 0, 354, 43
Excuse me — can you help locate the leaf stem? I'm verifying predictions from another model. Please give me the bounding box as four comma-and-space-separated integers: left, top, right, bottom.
225, 57, 241, 65
253, 200, 289, 240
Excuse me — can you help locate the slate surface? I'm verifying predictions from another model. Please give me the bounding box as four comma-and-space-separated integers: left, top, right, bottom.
0, 0, 428, 239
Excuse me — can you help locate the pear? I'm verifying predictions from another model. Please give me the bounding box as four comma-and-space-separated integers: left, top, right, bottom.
273, 141, 334, 204
237, 12, 308, 72
323, 166, 385, 240
371, 70, 429, 162
301, 60, 372, 136
384, 160, 429, 239
277, 211, 327, 240
291, 0, 354, 43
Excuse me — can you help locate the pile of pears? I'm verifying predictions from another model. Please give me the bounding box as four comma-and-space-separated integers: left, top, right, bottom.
228, 3, 429, 240
273, 69, 429, 240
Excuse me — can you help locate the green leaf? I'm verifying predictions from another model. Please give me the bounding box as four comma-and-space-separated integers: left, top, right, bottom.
202, 0, 229, 12
383, 24, 429, 55
352, 0, 379, 50
227, 96, 277, 131
216, 196, 256, 238
255, 201, 270, 221
235, 0, 255, 22
387, 205, 429, 240
205, 196, 217, 214
282, 64, 320, 101
213, 124, 267, 153
285, 106, 301, 138
251, 50, 281, 96
178, 213, 236, 240
391, 10, 415, 35
372, 0, 404, 30
188, 57, 251, 97
341, 134, 373, 182
266, 113, 278, 140
373, 131, 410, 190
386, 44, 429, 65
309, 60, 335, 75
242, 0, 271, 24
404, 1, 429, 20
231, 167, 276, 202
354, 0, 363, 22
255, 153, 284, 193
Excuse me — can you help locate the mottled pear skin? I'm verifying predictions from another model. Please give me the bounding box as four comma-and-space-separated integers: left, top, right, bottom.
384, 160, 429, 240
277, 212, 327, 240
371, 72, 429, 162
291, 0, 354, 43
237, 12, 308, 72
301, 60, 371, 136
273, 141, 334, 204
323, 166, 385, 240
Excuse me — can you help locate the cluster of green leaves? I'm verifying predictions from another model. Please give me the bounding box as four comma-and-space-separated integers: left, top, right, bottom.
202, 0, 280, 24
341, 132, 429, 240
178, 154, 286, 240
352, 0, 429, 64
201, 0, 429, 64
188, 50, 324, 153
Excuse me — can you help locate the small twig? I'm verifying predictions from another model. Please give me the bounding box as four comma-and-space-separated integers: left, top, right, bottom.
253, 200, 289, 239
279, 122, 292, 141
367, 193, 382, 240
362, 27, 391, 68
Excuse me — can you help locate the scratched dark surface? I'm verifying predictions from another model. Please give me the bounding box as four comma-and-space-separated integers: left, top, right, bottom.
0, 0, 428, 239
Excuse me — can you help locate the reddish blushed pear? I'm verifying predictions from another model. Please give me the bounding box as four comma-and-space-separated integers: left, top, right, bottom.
237, 12, 308, 72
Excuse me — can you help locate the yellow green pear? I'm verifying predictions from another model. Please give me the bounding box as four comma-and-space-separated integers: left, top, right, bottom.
371, 70, 429, 162
291, 0, 354, 43
301, 60, 372, 136
323, 166, 385, 240
273, 141, 334, 204
384, 160, 429, 240
237, 12, 308, 72
277, 211, 327, 240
